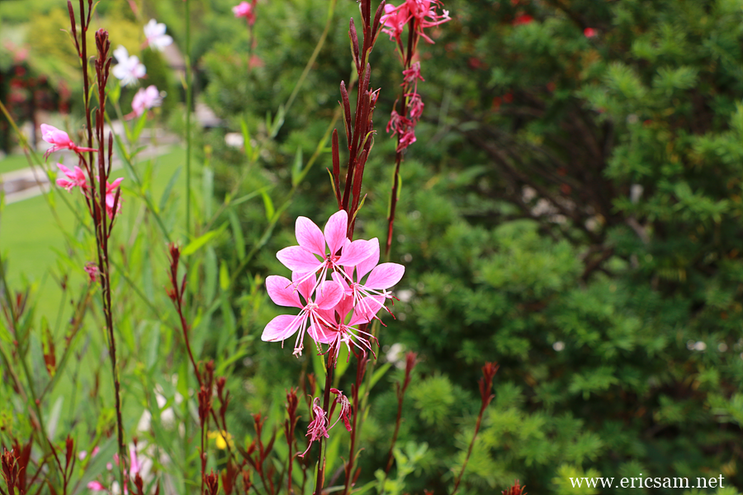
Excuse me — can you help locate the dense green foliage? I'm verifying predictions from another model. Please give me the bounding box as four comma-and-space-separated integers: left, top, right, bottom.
198, 0, 743, 493
4, 0, 743, 493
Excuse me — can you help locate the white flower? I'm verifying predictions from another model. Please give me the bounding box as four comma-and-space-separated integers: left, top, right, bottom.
112, 46, 146, 87
144, 19, 173, 51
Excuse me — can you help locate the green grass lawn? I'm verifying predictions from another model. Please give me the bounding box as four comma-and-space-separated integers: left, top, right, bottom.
0, 153, 34, 174
0, 146, 188, 319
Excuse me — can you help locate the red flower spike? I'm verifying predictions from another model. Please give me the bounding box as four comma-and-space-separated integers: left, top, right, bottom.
479, 362, 499, 408
502, 479, 527, 495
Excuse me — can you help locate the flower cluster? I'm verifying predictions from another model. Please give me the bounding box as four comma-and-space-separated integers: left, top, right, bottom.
380, 0, 450, 152
233, 1, 257, 25
42, 124, 123, 220
381, 0, 450, 43
386, 62, 427, 152
262, 210, 404, 359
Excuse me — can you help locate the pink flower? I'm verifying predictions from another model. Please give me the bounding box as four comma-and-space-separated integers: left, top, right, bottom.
41, 124, 97, 158
331, 389, 353, 432
143, 19, 173, 51
299, 398, 329, 457
387, 110, 417, 151
128, 445, 141, 478
105, 178, 124, 220
312, 288, 377, 357
262, 273, 345, 356
87, 481, 106, 492
407, 92, 424, 122
85, 262, 99, 282
398, 128, 417, 151
402, 62, 425, 89
276, 210, 375, 281
584, 27, 597, 38
381, 0, 450, 43
56, 163, 88, 191
332, 238, 405, 321
233, 1, 257, 25
112, 46, 146, 87
381, 3, 409, 41
131, 85, 162, 117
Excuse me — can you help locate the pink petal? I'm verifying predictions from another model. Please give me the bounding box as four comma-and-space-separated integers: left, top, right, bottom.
295, 216, 326, 256
315, 281, 344, 310
87, 481, 106, 492
355, 295, 385, 321
56, 163, 73, 177
266, 275, 302, 307
277, 246, 323, 273
334, 293, 354, 320
355, 238, 380, 279
365, 263, 405, 290
292, 271, 317, 302
262, 314, 303, 342
324, 210, 348, 256
309, 321, 336, 344
337, 239, 375, 267
56, 179, 74, 191
349, 305, 373, 325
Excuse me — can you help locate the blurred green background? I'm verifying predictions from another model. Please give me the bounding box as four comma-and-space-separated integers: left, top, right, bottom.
4, 0, 743, 493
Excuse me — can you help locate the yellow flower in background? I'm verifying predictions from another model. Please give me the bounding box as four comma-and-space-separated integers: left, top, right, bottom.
208, 430, 235, 450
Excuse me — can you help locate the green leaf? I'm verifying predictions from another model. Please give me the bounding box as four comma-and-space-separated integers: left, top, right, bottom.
240, 118, 254, 160
291, 147, 303, 187
261, 189, 275, 221
203, 166, 214, 219
159, 167, 182, 212
219, 260, 230, 291
181, 224, 226, 256
227, 209, 246, 259
131, 111, 149, 145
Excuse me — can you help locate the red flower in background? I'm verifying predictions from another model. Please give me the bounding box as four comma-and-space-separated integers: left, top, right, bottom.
512, 14, 533, 26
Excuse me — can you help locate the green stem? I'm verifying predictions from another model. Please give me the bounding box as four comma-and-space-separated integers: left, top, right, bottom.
185, 0, 193, 242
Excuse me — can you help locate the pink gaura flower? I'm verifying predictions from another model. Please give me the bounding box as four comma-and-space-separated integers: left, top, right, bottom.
312, 289, 378, 358
402, 62, 425, 89
112, 46, 146, 87
382, 0, 450, 43
331, 388, 353, 432
105, 178, 124, 220
262, 273, 345, 356
56, 163, 88, 191
41, 124, 97, 158
131, 85, 162, 117
407, 92, 424, 122
85, 262, 99, 282
276, 210, 374, 283
380, 3, 409, 41
87, 481, 106, 492
233, 1, 257, 25
398, 127, 417, 151
143, 19, 173, 51
299, 398, 329, 457
332, 238, 404, 320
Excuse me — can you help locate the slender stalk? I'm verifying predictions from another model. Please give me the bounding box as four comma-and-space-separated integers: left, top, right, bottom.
313, 353, 336, 495
385, 21, 417, 256
184, 0, 193, 242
